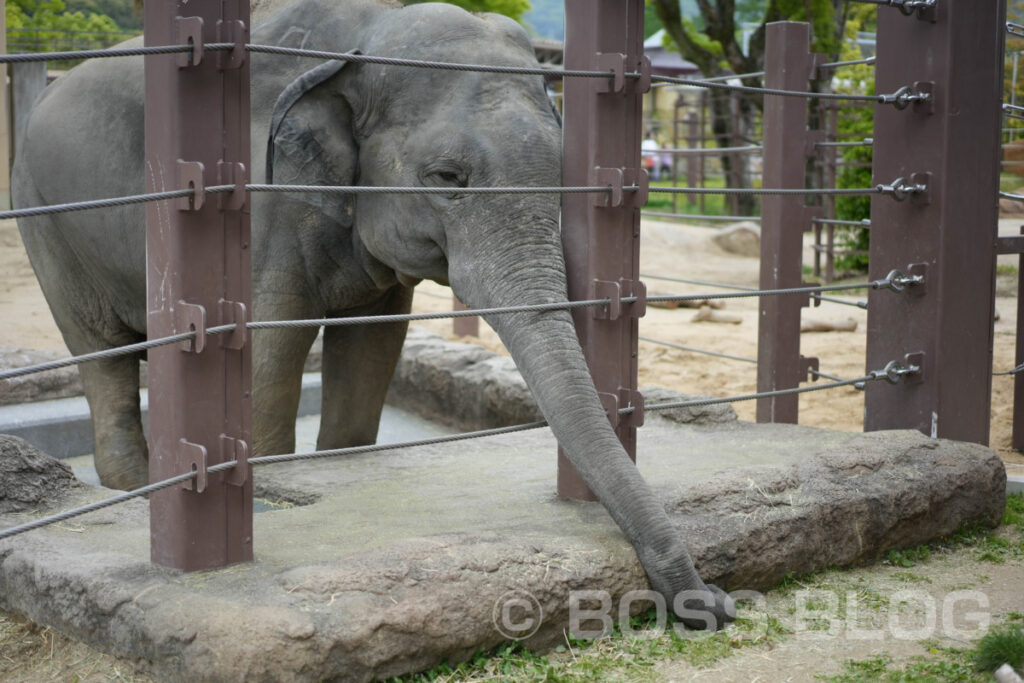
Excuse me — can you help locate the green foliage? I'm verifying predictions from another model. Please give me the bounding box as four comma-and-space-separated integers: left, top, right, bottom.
402, 0, 530, 23
821, 646, 985, 682
972, 624, 1024, 673
832, 5, 877, 274
6, 0, 120, 32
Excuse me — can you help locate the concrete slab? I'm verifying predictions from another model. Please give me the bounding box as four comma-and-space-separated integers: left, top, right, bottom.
0, 418, 1005, 682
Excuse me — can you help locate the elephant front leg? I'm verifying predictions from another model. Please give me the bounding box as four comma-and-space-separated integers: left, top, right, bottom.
317, 285, 414, 450
252, 324, 320, 455
78, 354, 148, 490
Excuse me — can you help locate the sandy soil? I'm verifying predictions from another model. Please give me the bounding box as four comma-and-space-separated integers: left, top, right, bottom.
1, 215, 1023, 681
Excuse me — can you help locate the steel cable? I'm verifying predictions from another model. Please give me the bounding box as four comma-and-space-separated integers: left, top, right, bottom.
639, 336, 757, 364
640, 211, 763, 222
245, 43, 609, 79
0, 42, 234, 64
0, 278, 897, 385
649, 74, 911, 104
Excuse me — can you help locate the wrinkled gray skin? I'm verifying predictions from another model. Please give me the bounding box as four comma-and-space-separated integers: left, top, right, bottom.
12, 0, 733, 629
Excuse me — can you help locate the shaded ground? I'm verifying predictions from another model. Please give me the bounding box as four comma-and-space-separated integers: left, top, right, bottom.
1, 216, 1022, 680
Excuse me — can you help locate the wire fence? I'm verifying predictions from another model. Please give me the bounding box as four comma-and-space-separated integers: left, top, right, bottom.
0, 18, 1004, 563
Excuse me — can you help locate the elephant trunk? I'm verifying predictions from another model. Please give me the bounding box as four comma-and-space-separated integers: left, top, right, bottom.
448, 216, 734, 630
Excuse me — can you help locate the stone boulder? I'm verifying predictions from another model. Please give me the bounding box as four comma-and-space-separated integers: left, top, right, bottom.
712, 221, 761, 257
641, 385, 738, 425
0, 434, 78, 513
0, 346, 83, 406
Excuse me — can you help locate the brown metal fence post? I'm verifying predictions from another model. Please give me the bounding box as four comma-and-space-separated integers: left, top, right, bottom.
756, 22, 819, 424
560, 0, 648, 500
864, 1, 1005, 443
145, 0, 253, 570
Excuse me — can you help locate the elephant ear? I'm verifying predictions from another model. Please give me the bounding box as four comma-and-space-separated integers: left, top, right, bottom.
267, 54, 360, 226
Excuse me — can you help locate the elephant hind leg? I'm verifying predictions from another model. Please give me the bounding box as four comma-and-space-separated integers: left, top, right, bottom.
79, 354, 148, 490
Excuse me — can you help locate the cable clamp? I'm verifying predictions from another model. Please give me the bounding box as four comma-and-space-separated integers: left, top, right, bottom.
876, 176, 927, 201
180, 439, 208, 493
877, 85, 932, 110
175, 16, 204, 68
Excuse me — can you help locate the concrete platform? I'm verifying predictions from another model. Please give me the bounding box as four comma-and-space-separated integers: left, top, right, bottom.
0, 419, 1006, 681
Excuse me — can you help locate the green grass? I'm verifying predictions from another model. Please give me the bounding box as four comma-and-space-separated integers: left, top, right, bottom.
972, 624, 1024, 673
997, 263, 1020, 277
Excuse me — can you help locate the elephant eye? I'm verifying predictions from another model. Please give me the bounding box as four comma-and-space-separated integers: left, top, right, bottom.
423, 166, 469, 190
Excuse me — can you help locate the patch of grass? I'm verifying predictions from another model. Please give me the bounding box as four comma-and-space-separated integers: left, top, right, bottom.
972, 624, 1024, 673
884, 545, 930, 568
395, 605, 790, 681
997, 263, 1020, 277
820, 645, 985, 682
1005, 493, 1024, 529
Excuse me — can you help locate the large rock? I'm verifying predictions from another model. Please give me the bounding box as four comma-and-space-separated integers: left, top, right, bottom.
712, 221, 761, 257
0, 421, 1005, 681
641, 385, 738, 425
0, 434, 78, 513
386, 327, 543, 430
0, 346, 83, 406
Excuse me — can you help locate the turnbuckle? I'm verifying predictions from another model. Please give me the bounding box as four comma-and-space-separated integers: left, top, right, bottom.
873, 269, 924, 293
877, 85, 932, 110
856, 359, 921, 390
875, 176, 927, 201
876, 360, 921, 384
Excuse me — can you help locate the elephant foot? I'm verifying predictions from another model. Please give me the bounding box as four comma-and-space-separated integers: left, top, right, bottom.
673, 583, 736, 631
94, 453, 148, 491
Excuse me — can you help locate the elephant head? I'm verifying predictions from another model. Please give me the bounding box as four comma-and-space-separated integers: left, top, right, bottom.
265, 3, 734, 629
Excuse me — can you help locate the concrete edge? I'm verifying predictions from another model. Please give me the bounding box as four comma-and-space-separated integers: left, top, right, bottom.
1009, 475, 1024, 495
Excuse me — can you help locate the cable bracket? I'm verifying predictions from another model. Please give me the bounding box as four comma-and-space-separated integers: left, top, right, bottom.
176, 160, 205, 211
1010, 22, 1024, 38
595, 52, 651, 94
219, 299, 248, 349
180, 439, 208, 493
175, 301, 206, 353
216, 19, 247, 69
175, 16, 204, 68
592, 278, 647, 320
221, 435, 250, 486
592, 166, 649, 208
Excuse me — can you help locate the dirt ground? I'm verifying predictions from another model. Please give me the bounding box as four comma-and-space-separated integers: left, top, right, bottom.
1, 215, 1022, 680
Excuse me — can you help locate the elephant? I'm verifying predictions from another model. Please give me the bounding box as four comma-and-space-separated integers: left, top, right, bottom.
11, 0, 734, 629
